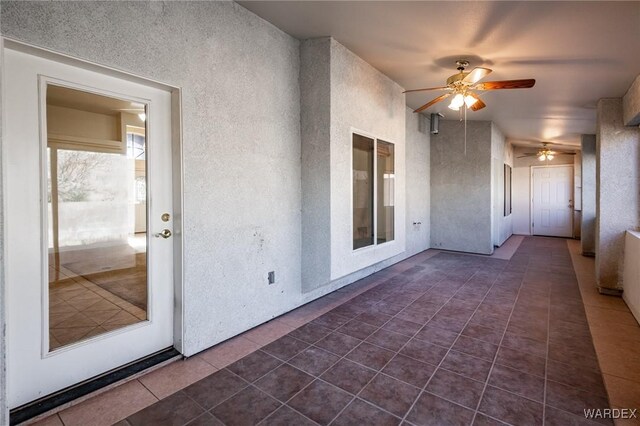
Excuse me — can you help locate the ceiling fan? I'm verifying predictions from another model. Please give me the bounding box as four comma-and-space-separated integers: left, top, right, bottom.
404, 60, 536, 113
517, 143, 576, 161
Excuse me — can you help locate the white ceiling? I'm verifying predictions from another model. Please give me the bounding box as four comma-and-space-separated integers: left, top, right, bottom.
238, 1, 640, 150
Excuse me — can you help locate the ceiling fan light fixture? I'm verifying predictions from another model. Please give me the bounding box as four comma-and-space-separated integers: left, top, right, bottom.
138, 113, 146, 122
464, 95, 478, 108
538, 154, 546, 161
547, 154, 554, 160
449, 93, 465, 110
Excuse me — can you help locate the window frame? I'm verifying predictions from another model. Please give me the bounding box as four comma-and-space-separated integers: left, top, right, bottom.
351, 130, 396, 252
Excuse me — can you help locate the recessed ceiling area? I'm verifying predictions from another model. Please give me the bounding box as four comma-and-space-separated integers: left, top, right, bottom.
239, 1, 640, 150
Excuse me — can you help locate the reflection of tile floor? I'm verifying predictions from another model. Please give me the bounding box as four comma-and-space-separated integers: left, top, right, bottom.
49, 262, 147, 351
31, 237, 640, 426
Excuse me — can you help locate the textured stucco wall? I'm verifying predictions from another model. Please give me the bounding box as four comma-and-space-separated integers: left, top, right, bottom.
405, 108, 430, 256
431, 120, 493, 254
300, 38, 331, 293
0, 3, 432, 413
623, 74, 640, 126
300, 38, 413, 290
490, 125, 513, 247
581, 135, 597, 256
596, 98, 640, 291
1, 1, 303, 355
329, 38, 407, 279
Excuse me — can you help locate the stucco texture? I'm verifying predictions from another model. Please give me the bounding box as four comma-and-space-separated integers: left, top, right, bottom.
596, 98, 640, 290
329, 39, 407, 280
405, 108, 431, 257
300, 38, 331, 293
491, 124, 513, 247
431, 120, 493, 254
1, 1, 302, 355
623, 74, 640, 126
1, 1, 433, 361
0, 5, 434, 416
329, 38, 407, 280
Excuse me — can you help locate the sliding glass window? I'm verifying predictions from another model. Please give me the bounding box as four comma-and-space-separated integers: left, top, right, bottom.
377, 140, 395, 244
352, 133, 395, 250
353, 134, 375, 249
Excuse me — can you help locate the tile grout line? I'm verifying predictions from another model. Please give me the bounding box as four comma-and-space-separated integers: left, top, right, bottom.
398, 265, 507, 425
141, 246, 530, 425
324, 274, 460, 424
127, 244, 596, 426
203, 268, 429, 425
294, 271, 443, 424
129, 248, 556, 422
541, 255, 552, 426
146, 268, 410, 425
136, 379, 162, 402
264, 264, 455, 424
466, 254, 529, 426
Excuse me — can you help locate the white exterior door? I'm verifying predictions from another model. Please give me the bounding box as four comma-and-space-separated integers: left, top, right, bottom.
532, 165, 573, 237
4, 47, 175, 408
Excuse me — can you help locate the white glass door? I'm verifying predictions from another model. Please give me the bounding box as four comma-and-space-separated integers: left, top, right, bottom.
4, 47, 175, 408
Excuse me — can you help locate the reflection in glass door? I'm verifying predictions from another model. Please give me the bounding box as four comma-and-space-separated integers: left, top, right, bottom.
46, 85, 149, 351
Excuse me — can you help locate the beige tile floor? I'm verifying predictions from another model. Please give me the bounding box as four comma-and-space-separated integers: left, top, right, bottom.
49, 266, 147, 350
568, 240, 640, 425
48, 237, 148, 350
27, 238, 640, 425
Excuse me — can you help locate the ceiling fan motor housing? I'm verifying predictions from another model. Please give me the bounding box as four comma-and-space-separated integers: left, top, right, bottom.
446, 72, 469, 86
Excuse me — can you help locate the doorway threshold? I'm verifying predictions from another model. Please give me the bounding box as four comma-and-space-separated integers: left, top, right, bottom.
9, 347, 181, 425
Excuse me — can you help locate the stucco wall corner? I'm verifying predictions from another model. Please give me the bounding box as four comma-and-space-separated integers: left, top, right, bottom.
623, 74, 640, 126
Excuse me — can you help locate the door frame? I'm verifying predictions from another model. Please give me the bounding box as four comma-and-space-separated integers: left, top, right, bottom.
529, 164, 574, 238
1, 37, 186, 376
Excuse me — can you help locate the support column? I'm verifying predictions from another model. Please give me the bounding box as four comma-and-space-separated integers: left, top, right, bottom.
595, 98, 640, 293
580, 134, 596, 256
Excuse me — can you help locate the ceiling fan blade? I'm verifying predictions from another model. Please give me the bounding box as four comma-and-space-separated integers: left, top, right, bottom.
474, 79, 536, 90
517, 154, 539, 158
403, 86, 449, 94
462, 67, 492, 84
414, 93, 450, 113
468, 93, 486, 111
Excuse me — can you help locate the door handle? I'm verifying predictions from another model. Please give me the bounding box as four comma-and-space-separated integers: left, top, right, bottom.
154, 229, 172, 239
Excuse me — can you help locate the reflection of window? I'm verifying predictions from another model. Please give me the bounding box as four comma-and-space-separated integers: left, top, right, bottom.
127, 132, 146, 159
352, 133, 395, 250
377, 141, 395, 244
135, 176, 146, 203
353, 134, 374, 249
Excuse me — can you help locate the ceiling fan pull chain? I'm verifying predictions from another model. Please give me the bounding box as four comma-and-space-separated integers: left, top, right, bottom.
464, 105, 467, 156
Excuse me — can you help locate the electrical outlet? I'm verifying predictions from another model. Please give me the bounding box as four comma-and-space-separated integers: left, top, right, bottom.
268, 271, 275, 285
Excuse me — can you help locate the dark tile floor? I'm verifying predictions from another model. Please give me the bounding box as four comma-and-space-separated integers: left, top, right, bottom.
121, 237, 611, 426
